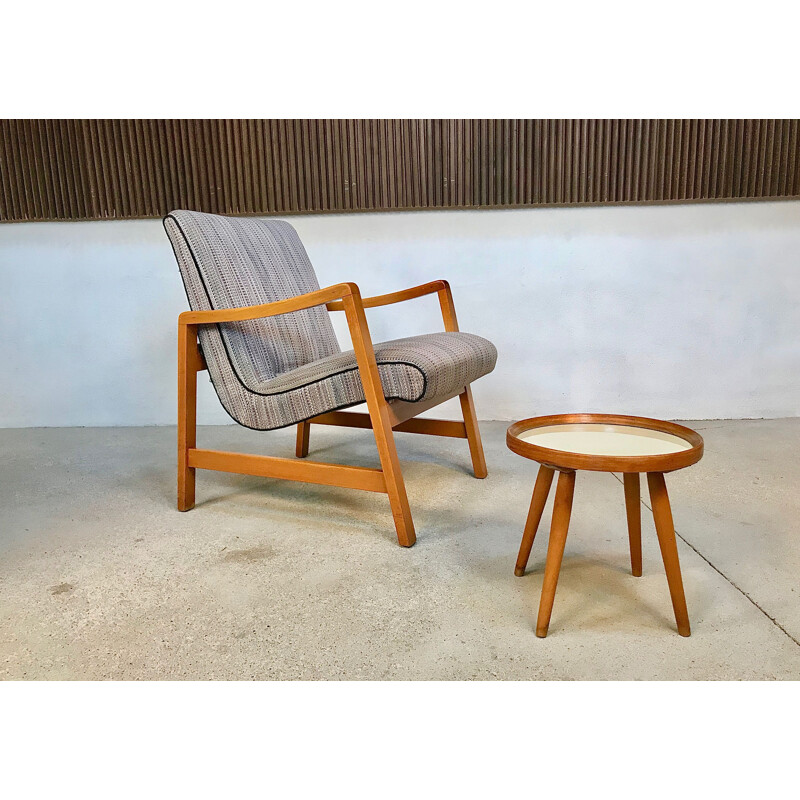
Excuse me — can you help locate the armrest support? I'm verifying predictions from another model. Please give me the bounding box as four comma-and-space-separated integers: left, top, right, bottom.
326, 280, 444, 311
326, 279, 460, 332
179, 282, 360, 325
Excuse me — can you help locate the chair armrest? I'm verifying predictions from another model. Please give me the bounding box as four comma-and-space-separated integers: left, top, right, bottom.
179, 282, 360, 325
326, 280, 445, 311
326, 279, 459, 332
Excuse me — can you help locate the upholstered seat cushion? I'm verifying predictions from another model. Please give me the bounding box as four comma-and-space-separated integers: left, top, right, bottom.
223, 331, 497, 430
202, 330, 496, 430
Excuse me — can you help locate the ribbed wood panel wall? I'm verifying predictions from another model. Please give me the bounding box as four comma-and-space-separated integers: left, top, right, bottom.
1, 120, 798, 222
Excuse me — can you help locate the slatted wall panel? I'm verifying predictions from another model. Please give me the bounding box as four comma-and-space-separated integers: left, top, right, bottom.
1, 120, 798, 222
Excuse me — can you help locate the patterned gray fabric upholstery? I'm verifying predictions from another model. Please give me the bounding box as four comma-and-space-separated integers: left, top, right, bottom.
165, 210, 497, 430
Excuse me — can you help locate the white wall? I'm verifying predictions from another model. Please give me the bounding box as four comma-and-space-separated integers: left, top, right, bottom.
1, 201, 799, 428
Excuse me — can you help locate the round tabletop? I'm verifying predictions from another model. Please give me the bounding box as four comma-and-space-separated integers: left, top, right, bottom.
506, 414, 703, 473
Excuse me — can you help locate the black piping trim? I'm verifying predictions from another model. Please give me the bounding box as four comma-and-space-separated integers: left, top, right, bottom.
163, 213, 430, 428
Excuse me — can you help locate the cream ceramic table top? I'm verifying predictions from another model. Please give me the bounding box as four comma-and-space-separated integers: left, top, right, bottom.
516, 423, 692, 458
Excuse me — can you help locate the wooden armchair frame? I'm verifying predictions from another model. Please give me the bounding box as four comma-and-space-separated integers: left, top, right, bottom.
178, 279, 487, 547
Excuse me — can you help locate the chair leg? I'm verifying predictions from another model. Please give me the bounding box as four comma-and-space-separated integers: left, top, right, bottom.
536, 470, 576, 637
647, 472, 691, 637
459, 386, 488, 479
623, 472, 643, 577
343, 291, 415, 546
296, 421, 310, 458
515, 465, 555, 576
177, 324, 197, 512
367, 401, 416, 547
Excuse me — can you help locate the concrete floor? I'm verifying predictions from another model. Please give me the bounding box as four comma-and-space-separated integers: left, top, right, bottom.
1, 419, 798, 680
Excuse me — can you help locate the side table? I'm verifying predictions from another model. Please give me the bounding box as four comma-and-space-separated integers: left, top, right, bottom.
506, 414, 704, 637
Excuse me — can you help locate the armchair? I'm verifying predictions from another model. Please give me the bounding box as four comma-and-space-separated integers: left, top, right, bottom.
166, 211, 497, 546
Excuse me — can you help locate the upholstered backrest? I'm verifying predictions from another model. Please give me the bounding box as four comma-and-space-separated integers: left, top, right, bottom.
164, 211, 340, 389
